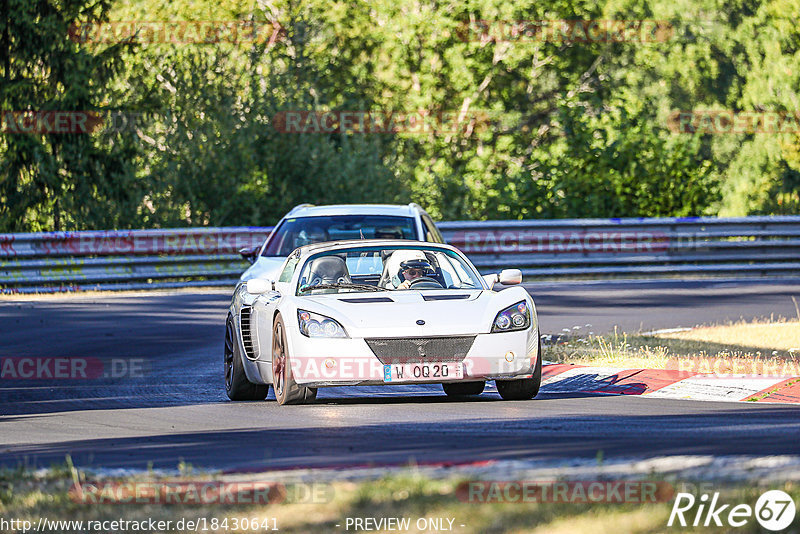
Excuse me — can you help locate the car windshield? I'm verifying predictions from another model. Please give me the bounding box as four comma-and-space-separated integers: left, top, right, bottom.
296, 246, 484, 295
263, 215, 417, 257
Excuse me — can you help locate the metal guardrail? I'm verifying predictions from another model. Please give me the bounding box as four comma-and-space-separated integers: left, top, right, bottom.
0, 228, 271, 293
2, 216, 800, 293
438, 216, 800, 279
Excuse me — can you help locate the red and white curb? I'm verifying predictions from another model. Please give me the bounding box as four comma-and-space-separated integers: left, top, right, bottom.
541, 364, 800, 404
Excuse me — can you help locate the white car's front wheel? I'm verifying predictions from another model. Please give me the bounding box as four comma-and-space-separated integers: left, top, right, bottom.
224, 315, 268, 401
271, 313, 317, 405
496, 338, 542, 401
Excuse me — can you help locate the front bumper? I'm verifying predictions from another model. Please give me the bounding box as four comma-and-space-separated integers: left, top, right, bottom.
286, 329, 539, 387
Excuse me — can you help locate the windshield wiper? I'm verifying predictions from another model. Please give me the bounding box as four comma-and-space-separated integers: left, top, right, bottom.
299, 283, 386, 293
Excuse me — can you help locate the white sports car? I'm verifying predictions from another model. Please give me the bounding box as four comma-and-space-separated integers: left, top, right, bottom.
224, 240, 541, 405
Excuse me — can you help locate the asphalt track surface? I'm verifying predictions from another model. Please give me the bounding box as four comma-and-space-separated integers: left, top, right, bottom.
1, 279, 799, 471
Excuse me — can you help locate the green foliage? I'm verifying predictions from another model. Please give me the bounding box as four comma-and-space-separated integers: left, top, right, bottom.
0, 0, 145, 231
536, 97, 717, 218
1, 0, 797, 231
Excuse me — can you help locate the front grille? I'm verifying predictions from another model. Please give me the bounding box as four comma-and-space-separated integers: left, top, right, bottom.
240, 306, 257, 360
365, 336, 475, 364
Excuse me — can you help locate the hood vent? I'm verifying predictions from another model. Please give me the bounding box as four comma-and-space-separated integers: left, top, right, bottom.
422, 294, 470, 301
338, 297, 395, 303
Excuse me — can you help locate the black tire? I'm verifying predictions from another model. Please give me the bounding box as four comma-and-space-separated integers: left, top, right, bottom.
224, 315, 269, 401
272, 313, 317, 405
442, 381, 485, 397
496, 337, 542, 401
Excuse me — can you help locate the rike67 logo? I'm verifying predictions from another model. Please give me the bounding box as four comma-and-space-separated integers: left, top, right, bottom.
668, 490, 796, 531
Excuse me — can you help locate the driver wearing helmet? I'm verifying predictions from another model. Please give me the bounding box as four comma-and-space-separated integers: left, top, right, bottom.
397, 259, 433, 289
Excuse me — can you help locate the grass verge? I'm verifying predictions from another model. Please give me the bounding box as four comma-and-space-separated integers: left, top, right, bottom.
1, 465, 798, 533
543, 318, 800, 372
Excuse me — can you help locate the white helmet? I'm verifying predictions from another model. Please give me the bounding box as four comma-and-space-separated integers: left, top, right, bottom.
380, 249, 427, 288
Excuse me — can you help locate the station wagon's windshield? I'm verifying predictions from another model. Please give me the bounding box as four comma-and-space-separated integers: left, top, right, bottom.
263, 215, 417, 257
296, 246, 484, 294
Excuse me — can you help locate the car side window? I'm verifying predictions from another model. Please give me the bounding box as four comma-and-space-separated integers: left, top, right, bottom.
421, 214, 444, 243
278, 256, 299, 283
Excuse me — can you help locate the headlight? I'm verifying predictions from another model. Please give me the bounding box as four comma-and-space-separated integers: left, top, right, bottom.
491, 301, 531, 333
297, 310, 348, 338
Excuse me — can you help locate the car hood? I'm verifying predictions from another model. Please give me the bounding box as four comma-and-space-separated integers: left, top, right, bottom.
240, 256, 285, 282
294, 287, 532, 337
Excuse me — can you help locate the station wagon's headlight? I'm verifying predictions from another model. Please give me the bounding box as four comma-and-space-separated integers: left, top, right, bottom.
491, 301, 530, 333
298, 310, 348, 338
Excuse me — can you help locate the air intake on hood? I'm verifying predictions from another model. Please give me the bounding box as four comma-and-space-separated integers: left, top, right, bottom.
422, 294, 470, 301
338, 297, 395, 303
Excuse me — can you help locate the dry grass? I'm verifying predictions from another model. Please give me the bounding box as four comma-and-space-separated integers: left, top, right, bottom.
1, 466, 797, 533
544, 319, 800, 372
657, 318, 800, 352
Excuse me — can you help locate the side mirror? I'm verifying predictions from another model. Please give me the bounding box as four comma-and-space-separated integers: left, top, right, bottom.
239, 245, 260, 264
499, 269, 523, 285
246, 278, 272, 295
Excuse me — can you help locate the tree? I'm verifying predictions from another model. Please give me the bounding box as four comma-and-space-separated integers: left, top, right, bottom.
0, 0, 145, 231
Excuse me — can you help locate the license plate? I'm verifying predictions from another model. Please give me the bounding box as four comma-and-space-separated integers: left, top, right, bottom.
383, 362, 463, 382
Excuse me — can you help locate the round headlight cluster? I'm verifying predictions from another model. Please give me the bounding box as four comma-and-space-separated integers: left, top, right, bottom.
495, 314, 511, 330
492, 301, 531, 332
298, 310, 347, 338
322, 319, 340, 337
306, 320, 322, 336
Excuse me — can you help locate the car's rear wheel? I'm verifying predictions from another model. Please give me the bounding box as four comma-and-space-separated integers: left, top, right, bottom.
272, 313, 317, 405
442, 381, 485, 397
496, 338, 542, 401
225, 315, 269, 401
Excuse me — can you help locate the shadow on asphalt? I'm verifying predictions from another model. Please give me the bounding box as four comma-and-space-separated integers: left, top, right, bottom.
3, 405, 800, 472
0, 383, 611, 416
1, 293, 230, 416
